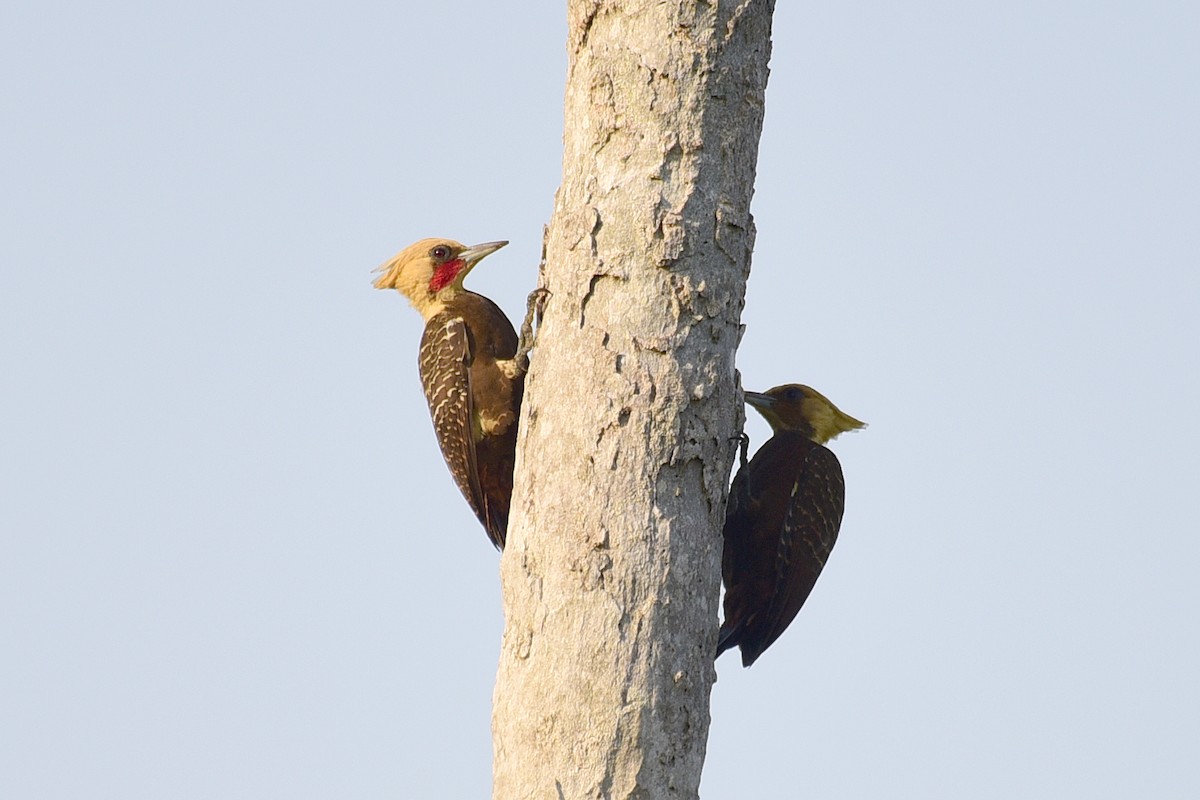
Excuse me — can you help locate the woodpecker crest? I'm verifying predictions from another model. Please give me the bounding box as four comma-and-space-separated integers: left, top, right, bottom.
718, 384, 865, 666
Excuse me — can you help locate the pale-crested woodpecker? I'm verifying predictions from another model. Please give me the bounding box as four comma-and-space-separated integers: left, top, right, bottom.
374, 238, 543, 550
718, 383, 866, 666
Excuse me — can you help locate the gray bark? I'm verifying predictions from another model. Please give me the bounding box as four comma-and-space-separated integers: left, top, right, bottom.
492, 1, 774, 797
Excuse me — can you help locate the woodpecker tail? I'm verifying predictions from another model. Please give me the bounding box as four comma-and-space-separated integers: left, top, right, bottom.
716, 620, 767, 667
715, 622, 740, 659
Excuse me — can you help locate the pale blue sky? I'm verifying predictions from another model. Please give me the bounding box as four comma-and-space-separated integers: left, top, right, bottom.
2, 2, 1197, 797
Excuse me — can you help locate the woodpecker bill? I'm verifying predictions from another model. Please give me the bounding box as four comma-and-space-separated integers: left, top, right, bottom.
718, 384, 866, 667
374, 238, 543, 550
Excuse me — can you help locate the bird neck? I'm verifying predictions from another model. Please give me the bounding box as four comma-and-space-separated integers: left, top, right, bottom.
411, 286, 469, 320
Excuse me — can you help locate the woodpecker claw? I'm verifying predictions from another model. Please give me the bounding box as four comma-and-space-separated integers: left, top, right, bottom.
727, 432, 753, 516
515, 287, 550, 372
735, 432, 750, 471
530, 286, 549, 327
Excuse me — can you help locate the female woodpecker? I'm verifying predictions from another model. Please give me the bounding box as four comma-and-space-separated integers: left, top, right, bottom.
718, 384, 866, 666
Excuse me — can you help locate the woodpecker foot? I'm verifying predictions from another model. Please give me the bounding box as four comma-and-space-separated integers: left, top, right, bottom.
735, 432, 750, 471
515, 288, 550, 372
727, 432, 752, 514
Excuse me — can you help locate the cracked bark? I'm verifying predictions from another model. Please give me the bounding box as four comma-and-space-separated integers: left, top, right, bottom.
493, 2, 774, 797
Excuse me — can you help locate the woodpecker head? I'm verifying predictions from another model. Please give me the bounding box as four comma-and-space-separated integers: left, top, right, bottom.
374, 238, 508, 319
745, 384, 866, 445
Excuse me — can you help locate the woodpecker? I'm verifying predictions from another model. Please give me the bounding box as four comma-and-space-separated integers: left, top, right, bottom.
374, 238, 543, 550
718, 384, 866, 667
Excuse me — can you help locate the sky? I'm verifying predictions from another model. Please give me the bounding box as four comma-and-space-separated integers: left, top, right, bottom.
2, 2, 1198, 798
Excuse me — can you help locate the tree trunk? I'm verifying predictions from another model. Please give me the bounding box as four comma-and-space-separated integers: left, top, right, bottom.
493, 1, 774, 797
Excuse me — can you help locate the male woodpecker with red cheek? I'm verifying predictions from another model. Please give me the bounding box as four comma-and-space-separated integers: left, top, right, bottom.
374, 238, 545, 550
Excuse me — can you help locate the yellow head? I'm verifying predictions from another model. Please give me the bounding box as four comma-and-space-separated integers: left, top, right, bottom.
744, 384, 866, 444
374, 238, 507, 319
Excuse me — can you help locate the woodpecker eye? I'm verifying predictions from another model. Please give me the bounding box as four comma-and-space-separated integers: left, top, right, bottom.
430, 245, 453, 261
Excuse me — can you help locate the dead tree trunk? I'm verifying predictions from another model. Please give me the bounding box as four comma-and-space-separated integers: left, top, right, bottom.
493, 2, 774, 797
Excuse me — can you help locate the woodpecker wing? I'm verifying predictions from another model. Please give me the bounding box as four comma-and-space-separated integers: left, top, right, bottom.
418, 315, 499, 548
756, 443, 846, 657
718, 435, 802, 662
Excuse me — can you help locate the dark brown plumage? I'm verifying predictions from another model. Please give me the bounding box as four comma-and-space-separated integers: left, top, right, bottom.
375, 238, 541, 549
718, 384, 865, 667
